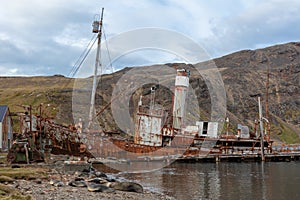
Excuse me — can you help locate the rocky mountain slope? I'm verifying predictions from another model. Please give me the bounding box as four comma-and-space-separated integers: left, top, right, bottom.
0, 42, 299, 144
214, 42, 300, 143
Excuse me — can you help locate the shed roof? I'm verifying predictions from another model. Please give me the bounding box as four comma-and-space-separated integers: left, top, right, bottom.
0, 105, 8, 122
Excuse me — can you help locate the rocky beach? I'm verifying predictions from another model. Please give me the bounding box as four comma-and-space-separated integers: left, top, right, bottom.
0, 163, 172, 200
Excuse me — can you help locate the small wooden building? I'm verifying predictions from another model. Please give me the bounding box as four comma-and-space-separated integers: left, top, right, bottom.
0, 105, 13, 150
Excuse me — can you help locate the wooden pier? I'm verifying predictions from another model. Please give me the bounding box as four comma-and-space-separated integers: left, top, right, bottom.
176, 152, 300, 163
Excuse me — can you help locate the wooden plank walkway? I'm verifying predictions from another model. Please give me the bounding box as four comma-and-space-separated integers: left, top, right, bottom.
175, 152, 300, 163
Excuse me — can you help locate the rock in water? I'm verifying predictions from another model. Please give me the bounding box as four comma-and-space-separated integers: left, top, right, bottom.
68, 180, 87, 187
87, 183, 115, 193
108, 182, 143, 193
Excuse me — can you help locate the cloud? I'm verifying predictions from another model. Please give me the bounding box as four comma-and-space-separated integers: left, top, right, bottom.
0, 0, 98, 76
0, 66, 19, 76
208, 0, 300, 55
0, 0, 300, 76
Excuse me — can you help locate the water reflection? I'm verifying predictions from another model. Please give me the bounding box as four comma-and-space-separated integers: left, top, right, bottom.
106, 162, 300, 200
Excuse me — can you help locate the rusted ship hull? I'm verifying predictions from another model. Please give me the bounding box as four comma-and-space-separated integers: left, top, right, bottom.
85, 132, 273, 161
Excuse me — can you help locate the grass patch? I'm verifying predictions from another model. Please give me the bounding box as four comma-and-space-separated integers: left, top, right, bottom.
0, 153, 7, 164
0, 184, 35, 200
272, 122, 300, 144
0, 183, 15, 195
0, 167, 47, 180
278, 125, 300, 144
0, 166, 45, 200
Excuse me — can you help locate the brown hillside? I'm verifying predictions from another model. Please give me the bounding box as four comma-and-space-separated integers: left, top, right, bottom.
0, 42, 299, 144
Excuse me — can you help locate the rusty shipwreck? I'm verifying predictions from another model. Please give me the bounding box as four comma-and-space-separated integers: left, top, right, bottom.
84, 68, 274, 162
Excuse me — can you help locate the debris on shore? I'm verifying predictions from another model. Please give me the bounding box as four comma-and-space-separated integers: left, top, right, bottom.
0, 164, 172, 200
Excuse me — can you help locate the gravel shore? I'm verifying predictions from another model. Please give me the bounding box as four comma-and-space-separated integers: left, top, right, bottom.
7, 164, 174, 200
15, 179, 170, 200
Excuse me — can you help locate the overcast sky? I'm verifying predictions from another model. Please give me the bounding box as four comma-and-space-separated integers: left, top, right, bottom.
1, 0, 300, 77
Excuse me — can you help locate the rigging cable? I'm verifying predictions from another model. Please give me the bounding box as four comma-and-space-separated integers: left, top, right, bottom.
103, 26, 114, 74
96, 25, 115, 92
68, 34, 97, 77
68, 25, 114, 78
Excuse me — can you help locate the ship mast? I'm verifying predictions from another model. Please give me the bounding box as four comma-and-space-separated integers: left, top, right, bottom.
265, 61, 271, 141
88, 7, 104, 130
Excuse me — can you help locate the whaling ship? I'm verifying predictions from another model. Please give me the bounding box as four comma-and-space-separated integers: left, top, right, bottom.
82, 8, 274, 162
86, 67, 273, 162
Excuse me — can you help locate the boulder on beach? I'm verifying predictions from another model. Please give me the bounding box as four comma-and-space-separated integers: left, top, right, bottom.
68, 180, 87, 187
86, 177, 108, 184
49, 179, 64, 187
106, 182, 144, 193
87, 182, 115, 193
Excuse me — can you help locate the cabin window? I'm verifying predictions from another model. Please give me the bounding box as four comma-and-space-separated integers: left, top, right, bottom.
203, 122, 208, 135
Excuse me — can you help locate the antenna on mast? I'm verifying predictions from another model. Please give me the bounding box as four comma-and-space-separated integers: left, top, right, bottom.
87, 7, 104, 131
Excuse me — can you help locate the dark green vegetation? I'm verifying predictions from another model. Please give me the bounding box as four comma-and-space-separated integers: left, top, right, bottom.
0, 183, 34, 200
0, 167, 47, 199
0, 167, 47, 180
0, 42, 299, 144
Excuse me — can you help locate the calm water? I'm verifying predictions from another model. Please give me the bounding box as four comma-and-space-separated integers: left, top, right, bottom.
117, 162, 300, 200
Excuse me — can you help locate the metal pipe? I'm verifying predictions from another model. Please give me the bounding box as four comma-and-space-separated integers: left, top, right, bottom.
226, 117, 229, 136
258, 96, 265, 161
24, 143, 29, 164
254, 119, 258, 138
265, 62, 270, 141
29, 105, 32, 133
39, 104, 43, 151
262, 117, 271, 142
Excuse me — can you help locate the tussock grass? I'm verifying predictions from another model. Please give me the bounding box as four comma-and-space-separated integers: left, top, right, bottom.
0, 167, 46, 199
0, 184, 34, 200
0, 167, 47, 180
